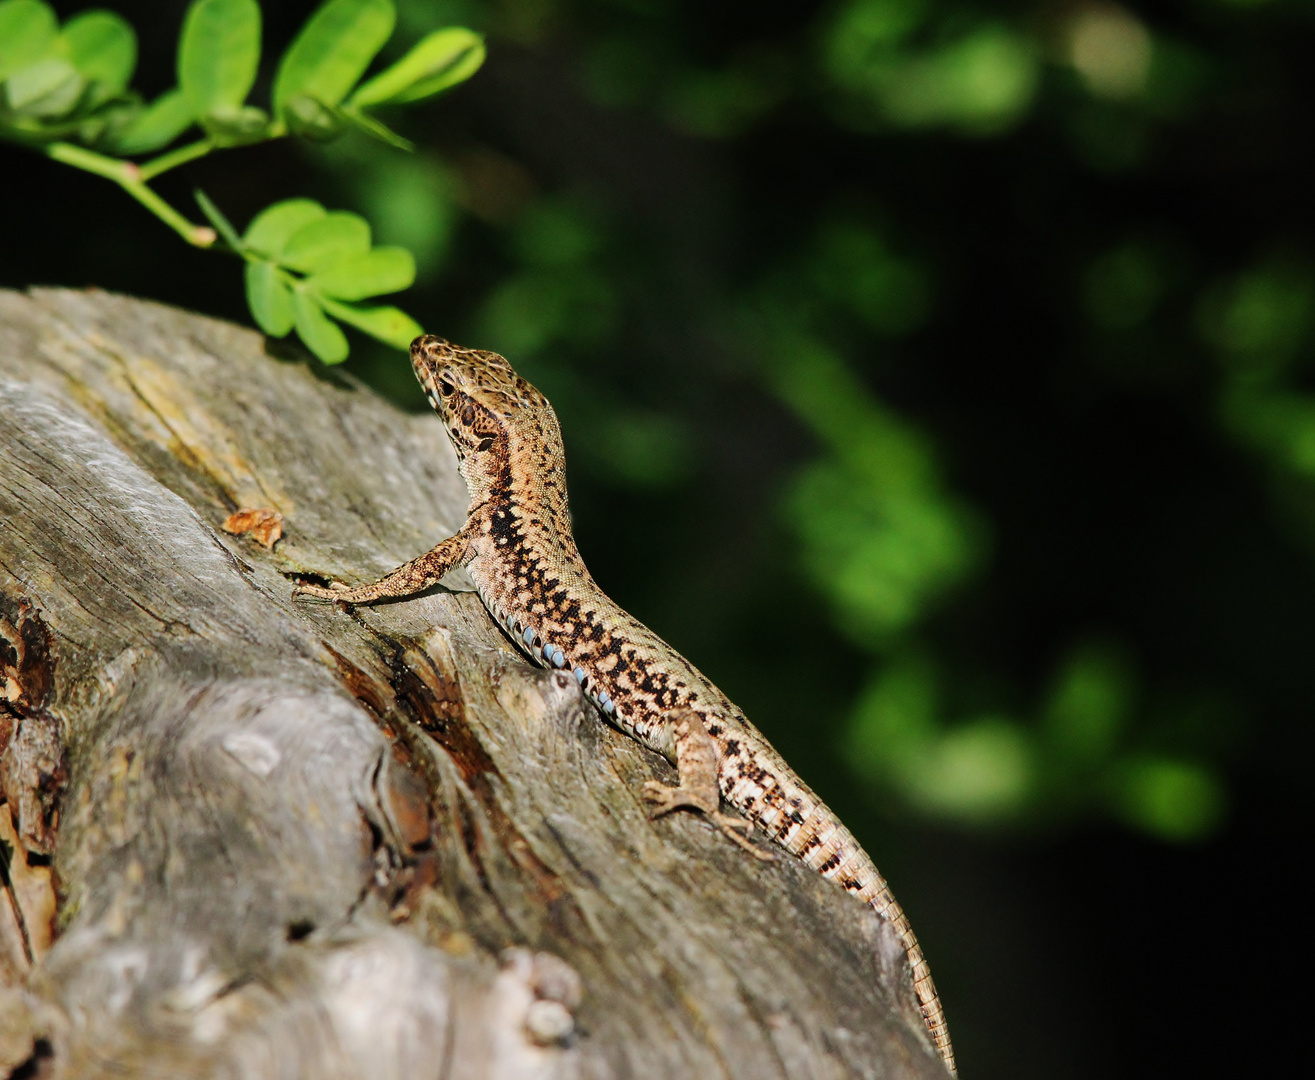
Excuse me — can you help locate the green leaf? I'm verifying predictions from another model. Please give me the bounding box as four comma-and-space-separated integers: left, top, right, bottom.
281, 211, 371, 273
246, 261, 296, 336
77, 98, 141, 147
178, 0, 261, 119
243, 198, 327, 259
5, 57, 83, 117
279, 93, 343, 140
273, 0, 395, 119
0, 0, 57, 82
60, 10, 136, 107
309, 246, 415, 300
294, 290, 349, 362
349, 27, 484, 107
106, 87, 193, 154
201, 103, 270, 146
320, 296, 422, 349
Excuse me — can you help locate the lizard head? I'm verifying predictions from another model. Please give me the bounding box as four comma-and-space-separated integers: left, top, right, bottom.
409, 334, 550, 466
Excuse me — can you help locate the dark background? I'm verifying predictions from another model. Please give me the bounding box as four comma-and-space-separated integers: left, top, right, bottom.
3, 1, 1311, 1075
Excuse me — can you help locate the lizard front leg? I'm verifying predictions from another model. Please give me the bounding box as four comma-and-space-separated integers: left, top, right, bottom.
642, 708, 773, 861
292, 530, 471, 604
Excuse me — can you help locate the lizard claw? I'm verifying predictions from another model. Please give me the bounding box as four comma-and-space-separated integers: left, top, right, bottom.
709, 811, 774, 861
710, 812, 751, 834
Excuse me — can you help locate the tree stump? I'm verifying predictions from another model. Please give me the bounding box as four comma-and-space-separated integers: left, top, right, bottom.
0, 288, 947, 1079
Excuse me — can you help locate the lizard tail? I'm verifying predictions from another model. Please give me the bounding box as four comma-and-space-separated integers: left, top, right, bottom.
780, 806, 958, 1075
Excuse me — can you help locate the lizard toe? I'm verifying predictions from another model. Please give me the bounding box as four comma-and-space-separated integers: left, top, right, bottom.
641, 780, 682, 817
710, 813, 774, 861
292, 581, 353, 602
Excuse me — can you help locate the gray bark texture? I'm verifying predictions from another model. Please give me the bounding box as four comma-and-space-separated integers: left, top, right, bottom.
0, 288, 947, 1080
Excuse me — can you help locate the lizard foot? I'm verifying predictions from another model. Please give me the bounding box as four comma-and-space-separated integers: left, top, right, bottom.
641, 779, 713, 818
642, 781, 773, 861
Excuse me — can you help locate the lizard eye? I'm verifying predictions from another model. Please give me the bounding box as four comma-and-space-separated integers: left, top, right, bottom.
437, 377, 456, 397
461, 405, 475, 424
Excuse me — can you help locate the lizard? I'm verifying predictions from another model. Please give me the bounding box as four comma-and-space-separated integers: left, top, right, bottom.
293, 335, 956, 1074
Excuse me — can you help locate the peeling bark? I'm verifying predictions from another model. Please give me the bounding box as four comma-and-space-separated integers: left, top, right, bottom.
0, 289, 948, 1080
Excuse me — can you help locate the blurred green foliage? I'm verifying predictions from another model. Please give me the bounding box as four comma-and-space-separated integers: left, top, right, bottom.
9, 0, 1315, 858
770, 335, 978, 644
295, 0, 1307, 849
824, 1, 1039, 132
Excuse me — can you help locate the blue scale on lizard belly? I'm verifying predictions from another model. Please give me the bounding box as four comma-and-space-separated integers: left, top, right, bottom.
483, 592, 616, 716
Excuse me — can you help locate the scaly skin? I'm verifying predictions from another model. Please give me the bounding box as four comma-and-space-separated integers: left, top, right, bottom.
294, 335, 956, 1073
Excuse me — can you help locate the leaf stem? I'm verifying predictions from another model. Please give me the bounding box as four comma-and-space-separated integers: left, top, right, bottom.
193, 189, 245, 252
46, 141, 217, 248
136, 138, 216, 182
45, 141, 130, 182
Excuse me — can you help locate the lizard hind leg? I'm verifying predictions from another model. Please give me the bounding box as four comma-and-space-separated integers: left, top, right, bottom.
642, 708, 773, 862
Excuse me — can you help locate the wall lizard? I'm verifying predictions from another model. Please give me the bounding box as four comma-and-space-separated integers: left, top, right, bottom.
294, 335, 956, 1073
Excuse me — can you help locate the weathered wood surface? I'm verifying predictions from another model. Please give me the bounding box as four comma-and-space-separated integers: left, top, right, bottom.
0, 288, 946, 1080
